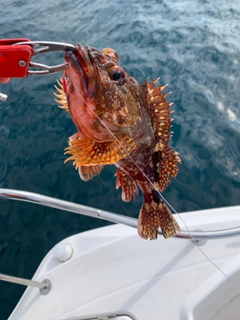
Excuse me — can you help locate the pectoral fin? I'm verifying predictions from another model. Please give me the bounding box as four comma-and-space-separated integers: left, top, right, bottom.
64, 132, 136, 167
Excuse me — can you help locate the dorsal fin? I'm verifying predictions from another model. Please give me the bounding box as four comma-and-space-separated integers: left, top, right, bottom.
146, 78, 172, 147
145, 79, 181, 191
152, 148, 181, 192
64, 132, 136, 168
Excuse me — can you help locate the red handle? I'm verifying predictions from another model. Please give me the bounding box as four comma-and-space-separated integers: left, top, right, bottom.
0, 38, 33, 78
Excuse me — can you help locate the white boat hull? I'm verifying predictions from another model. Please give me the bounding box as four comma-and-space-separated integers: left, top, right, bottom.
8, 206, 240, 320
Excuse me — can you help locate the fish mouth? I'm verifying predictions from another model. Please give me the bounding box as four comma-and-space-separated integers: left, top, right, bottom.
64, 44, 101, 100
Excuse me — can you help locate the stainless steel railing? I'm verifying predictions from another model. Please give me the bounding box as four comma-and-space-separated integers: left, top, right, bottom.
1, 188, 240, 240
0, 187, 240, 291
0, 273, 51, 294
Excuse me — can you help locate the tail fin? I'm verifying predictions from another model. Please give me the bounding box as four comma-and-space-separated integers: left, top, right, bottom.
137, 198, 180, 240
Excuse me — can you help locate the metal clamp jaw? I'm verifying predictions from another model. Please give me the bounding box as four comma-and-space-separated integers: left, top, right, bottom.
15, 40, 76, 75
0, 38, 76, 101
0, 38, 75, 77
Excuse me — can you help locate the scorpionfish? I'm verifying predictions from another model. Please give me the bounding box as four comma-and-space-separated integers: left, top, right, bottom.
54, 44, 181, 240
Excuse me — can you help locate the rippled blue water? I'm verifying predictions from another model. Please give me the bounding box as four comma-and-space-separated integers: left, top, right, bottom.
1, 0, 240, 318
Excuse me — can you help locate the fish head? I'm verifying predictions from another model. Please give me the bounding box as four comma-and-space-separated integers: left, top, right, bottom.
63, 45, 142, 140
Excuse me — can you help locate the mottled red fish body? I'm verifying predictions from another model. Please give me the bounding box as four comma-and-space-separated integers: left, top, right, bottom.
55, 45, 181, 240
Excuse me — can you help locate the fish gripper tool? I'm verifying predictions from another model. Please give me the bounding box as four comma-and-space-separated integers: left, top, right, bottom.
0, 38, 76, 101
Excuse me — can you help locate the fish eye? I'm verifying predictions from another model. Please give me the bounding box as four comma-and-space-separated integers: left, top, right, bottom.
112, 71, 122, 81
109, 68, 124, 83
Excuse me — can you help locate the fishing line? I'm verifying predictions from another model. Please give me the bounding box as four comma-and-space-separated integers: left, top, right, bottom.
71, 80, 228, 279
